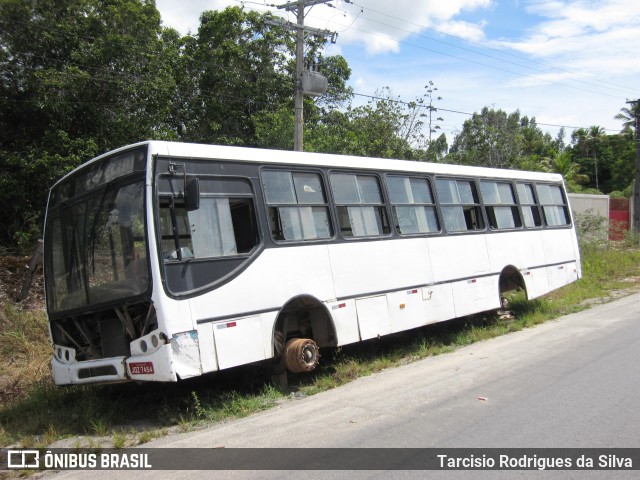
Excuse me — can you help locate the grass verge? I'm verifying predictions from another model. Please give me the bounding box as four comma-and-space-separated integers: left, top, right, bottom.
1, 242, 640, 449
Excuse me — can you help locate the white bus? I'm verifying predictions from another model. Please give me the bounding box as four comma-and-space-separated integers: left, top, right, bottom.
44, 141, 581, 385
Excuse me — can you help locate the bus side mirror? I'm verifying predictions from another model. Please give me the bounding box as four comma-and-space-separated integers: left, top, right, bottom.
185, 177, 200, 211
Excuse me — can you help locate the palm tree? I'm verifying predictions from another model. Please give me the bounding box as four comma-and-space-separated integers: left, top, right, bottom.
571, 127, 589, 156
541, 150, 588, 190
615, 103, 639, 132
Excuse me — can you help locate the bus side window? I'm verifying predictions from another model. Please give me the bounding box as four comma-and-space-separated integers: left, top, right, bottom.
188, 178, 259, 258
159, 197, 193, 260
158, 176, 259, 261
387, 176, 439, 234
516, 183, 542, 228
262, 170, 332, 241
435, 178, 485, 232
536, 184, 570, 226
330, 173, 390, 238
480, 180, 522, 230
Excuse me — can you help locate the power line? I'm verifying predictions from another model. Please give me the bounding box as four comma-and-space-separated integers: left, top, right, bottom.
316, 18, 624, 100
2, 5, 634, 102
346, 1, 640, 97
350, 92, 620, 133
3, 82, 620, 135
235, 2, 639, 100
0, 6, 626, 134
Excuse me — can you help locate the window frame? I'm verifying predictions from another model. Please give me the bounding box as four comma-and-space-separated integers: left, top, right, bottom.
260, 168, 334, 243
536, 183, 572, 228
515, 182, 543, 229
385, 174, 441, 236
434, 176, 486, 234
156, 174, 260, 263
480, 180, 523, 231
329, 171, 391, 239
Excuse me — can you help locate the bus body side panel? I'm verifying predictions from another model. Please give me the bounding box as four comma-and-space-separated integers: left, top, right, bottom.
541, 229, 580, 291
188, 245, 339, 369
388, 287, 430, 333
328, 238, 434, 339
451, 276, 500, 318
189, 245, 335, 320
484, 230, 550, 299
420, 283, 456, 326
427, 235, 491, 279
213, 315, 264, 370
197, 322, 219, 373
356, 295, 391, 340
521, 265, 552, 300
427, 235, 495, 316
326, 299, 360, 346
328, 238, 433, 298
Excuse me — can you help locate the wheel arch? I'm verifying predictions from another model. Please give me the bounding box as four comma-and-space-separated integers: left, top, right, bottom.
498, 264, 527, 303
271, 294, 338, 358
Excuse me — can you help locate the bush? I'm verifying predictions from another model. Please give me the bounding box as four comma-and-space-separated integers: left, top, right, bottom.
574, 209, 608, 246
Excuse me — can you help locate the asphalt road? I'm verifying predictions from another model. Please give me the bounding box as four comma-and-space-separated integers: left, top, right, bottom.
41, 292, 640, 479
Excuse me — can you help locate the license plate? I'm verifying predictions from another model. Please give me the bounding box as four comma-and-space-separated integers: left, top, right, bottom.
129, 362, 154, 375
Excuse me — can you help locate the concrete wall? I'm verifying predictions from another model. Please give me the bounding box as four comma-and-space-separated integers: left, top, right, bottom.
568, 193, 609, 243
567, 193, 609, 218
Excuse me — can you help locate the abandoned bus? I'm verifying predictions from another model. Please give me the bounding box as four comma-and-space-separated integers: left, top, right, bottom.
43, 141, 581, 385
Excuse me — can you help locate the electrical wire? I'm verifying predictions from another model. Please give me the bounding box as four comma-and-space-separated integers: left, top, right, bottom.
347, 1, 640, 96
0, 7, 627, 134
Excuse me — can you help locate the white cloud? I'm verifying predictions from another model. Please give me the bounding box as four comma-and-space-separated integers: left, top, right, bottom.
155, 0, 241, 34
493, 0, 640, 78
316, 0, 493, 54
155, 1, 494, 54
153, 0, 639, 138
435, 19, 487, 42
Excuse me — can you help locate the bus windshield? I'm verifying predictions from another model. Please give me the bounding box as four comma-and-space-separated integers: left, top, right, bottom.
45, 180, 149, 313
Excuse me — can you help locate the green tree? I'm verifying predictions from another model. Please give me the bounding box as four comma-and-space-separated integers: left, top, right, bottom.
176, 7, 292, 145
588, 126, 606, 191
568, 124, 635, 194
448, 107, 522, 168
607, 129, 636, 194
426, 133, 449, 163
615, 103, 639, 133
305, 87, 428, 159
0, 0, 177, 249
541, 150, 588, 192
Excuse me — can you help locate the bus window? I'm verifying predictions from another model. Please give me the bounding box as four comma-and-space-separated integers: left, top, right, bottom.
536, 184, 570, 226
262, 170, 332, 241
516, 183, 542, 228
480, 180, 522, 230
387, 176, 439, 234
330, 173, 390, 238
159, 197, 193, 260
158, 176, 259, 260
435, 178, 484, 232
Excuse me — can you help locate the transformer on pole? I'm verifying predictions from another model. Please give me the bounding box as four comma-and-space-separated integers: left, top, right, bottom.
272, 1, 337, 151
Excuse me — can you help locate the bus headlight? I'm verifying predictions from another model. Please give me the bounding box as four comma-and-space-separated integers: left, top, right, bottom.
130, 330, 166, 356
53, 345, 76, 364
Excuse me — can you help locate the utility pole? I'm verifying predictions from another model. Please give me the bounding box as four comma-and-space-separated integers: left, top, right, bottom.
273, 1, 337, 151
628, 100, 640, 233
293, 2, 306, 152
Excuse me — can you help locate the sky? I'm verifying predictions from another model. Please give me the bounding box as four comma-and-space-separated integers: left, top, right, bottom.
155, 0, 640, 144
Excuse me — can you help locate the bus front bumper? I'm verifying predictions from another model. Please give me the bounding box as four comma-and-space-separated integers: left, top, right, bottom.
51, 344, 177, 385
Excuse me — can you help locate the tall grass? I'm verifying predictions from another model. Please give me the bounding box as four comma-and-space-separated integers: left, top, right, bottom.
0, 304, 50, 405
1, 240, 639, 448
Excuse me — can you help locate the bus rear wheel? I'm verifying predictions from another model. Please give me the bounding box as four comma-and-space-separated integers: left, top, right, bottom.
283, 338, 320, 373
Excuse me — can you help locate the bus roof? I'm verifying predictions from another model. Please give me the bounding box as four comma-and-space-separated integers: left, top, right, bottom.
57, 140, 565, 187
